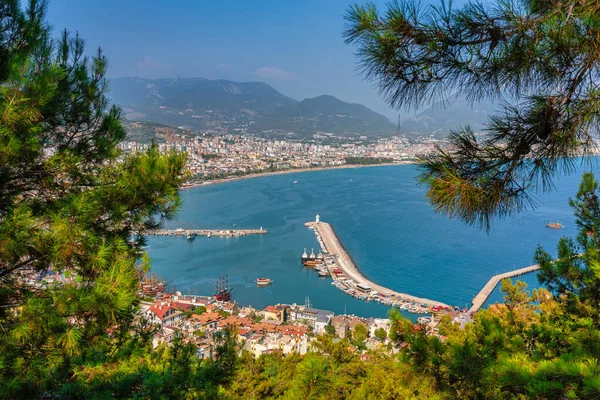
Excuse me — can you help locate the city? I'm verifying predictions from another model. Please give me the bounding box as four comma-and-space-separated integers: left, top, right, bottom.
119, 129, 443, 184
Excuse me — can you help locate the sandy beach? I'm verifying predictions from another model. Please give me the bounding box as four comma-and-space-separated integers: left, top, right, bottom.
181, 161, 416, 190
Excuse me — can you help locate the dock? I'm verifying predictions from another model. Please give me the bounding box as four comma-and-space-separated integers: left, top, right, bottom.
147, 228, 267, 237
306, 221, 449, 308
468, 264, 540, 313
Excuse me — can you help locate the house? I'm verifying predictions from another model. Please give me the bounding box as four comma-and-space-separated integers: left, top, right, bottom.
152, 326, 176, 349
263, 305, 281, 321
331, 315, 366, 339
288, 306, 333, 334
145, 302, 183, 326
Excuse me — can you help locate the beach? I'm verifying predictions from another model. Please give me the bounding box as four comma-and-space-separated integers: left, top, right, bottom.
181, 161, 416, 190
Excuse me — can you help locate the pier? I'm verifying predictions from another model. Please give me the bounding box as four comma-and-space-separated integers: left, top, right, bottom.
306, 220, 449, 308
147, 228, 267, 237
469, 264, 540, 313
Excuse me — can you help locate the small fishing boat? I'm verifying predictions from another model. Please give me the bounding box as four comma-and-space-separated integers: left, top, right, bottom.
546, 221, 563, 229
256, 278, 272, 287
186, 233, 196, 241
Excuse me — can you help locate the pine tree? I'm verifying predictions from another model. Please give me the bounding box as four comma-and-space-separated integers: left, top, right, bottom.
344, 0, 600, 230
0, 1, 203, 397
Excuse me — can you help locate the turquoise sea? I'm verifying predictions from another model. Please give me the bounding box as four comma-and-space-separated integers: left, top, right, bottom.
147, 163, 596, 318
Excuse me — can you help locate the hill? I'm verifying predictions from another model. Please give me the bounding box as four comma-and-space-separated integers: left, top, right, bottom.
109, 77, 398, 138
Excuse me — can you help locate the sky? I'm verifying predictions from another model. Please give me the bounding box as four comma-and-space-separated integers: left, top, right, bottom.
46, 0, 450, 120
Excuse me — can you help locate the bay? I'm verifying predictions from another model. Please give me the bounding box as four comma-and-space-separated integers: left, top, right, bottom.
147, 163, 595, 318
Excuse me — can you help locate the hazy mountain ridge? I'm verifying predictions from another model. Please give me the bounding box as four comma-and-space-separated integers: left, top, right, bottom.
109, 77, 398, 137
401, 97, 501, 137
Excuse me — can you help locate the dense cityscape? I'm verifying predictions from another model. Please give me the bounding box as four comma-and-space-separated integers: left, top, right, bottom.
120, 130, 442, 184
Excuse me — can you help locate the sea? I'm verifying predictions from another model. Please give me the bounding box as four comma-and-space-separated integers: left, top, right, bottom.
146, 162, 597, 319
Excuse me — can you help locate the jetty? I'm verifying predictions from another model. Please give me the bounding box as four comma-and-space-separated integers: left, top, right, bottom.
469, 264, 540, 313
305, 219, 449, 308
147, 228, 267, 237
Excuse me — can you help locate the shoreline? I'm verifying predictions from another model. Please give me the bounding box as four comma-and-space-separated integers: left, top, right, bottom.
181, 161, 416, 190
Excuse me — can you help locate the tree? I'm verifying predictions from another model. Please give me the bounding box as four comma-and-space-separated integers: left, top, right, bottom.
344, 0, 600, 230
0, 1, 240, 398
374, 327, 387, 342
325, 324, 336, 336
536, 172, 600, 314
352, 323, 368, 343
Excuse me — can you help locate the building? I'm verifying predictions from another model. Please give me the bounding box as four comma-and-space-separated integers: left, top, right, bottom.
145, 302, 184, 326
288, 306, 333, 334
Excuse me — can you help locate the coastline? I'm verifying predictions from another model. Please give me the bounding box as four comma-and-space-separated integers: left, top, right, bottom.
181, 161, 416, 190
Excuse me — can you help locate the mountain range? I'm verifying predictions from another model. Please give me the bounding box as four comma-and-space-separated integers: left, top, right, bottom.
109, 77, 398, 138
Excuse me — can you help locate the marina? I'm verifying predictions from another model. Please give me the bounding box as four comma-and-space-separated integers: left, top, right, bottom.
147, 227, 267, 237
304, 215, 450, 312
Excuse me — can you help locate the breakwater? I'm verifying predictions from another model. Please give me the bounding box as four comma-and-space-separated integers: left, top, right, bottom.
469, 264, 541, 313
147, 228, 267, 237
306, 221, 449, 309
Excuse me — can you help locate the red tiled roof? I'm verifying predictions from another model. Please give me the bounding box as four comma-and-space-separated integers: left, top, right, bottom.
264, 305, 279, 313
172, 302, 193, 312
149, 303, 172, 319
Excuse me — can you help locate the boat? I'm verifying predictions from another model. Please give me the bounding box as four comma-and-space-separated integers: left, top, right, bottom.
256, 278, 272, 287
300, 248, 308, 262
318, 270, 331, 277
546, 221, 563, 229
293, 181, 298, 184
186, 233, 196, 241
213, 274, 232, 301
302, 248, 324, 266
207, 232, 212, 238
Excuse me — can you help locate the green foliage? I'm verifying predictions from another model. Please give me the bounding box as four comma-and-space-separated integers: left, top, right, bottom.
345, 0, 600, 230
325, 324, 336, 336
374, 327, 387, 341
344, 156, 394, 165
352, 323, 368, 344
227, 339, 442, 400
0, 1, 237, 398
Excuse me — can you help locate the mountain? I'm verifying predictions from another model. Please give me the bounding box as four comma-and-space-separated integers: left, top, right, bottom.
108, 77, 397, 137
400, 97, 502, 137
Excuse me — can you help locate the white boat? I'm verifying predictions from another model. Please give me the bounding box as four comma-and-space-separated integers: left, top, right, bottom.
256, 278, 272, 287
293, 181, 298, 184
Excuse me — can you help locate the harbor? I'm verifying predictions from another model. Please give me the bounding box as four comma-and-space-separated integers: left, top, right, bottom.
146, 227, 267, 238
304, 215, 450, 314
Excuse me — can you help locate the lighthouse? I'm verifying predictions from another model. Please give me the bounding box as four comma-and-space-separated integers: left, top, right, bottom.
315, 213, 320, 224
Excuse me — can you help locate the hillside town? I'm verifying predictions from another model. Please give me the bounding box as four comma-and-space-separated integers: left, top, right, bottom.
10, 263, 464, 362
140, 291, 436, 360
119, 131, 442, 183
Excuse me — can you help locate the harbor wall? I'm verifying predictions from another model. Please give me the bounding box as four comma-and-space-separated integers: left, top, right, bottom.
306, 221, 449, 308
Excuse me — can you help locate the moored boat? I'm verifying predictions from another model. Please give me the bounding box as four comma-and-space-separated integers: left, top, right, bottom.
546, 221, 563, 229
256, 278, 272, 287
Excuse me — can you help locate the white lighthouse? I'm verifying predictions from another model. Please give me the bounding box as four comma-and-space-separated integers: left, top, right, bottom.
315, 213, 320, 224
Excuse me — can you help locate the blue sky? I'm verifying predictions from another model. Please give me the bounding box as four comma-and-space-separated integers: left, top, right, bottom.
47, 0, 450, 119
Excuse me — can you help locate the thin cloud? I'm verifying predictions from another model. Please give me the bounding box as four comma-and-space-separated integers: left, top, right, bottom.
255, 66, 293, 80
